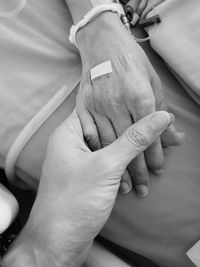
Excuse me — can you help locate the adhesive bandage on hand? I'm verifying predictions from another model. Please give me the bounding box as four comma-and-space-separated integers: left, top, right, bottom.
90, 60, 113, 81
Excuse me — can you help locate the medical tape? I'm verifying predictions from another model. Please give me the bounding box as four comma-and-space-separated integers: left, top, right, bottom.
90, 60, 112, 81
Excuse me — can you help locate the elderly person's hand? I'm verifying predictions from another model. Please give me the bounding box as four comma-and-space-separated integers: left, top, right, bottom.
76, 12, 185, 196
2, 110, 173, 267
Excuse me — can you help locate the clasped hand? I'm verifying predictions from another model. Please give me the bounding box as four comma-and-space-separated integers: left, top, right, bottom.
21, 110, 173, 267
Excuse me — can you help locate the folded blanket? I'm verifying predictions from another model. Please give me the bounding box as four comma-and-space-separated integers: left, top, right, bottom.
146, 0, 200, 105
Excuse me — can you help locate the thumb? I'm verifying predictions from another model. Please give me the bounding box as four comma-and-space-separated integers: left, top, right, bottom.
100, 111, 172, 168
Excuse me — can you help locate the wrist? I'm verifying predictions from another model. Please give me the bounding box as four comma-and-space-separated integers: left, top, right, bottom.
2, 224, 58, 267
2, 223, 92, 267
2, 241, 55, 267
77, 11, 121, 44
12, 201, 92, 267
77, 12, 136, 70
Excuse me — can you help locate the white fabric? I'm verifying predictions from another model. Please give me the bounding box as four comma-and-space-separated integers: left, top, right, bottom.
0, 0, 82, 168
146, 0, 200, 105
5, 83, 79, 184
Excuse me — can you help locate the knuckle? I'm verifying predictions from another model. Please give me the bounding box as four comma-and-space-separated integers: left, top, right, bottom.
132, 165, 148, 183
142, 97, 155, 110
135, 96, 155, 115
136, 169, 147, 178
126, 128, 149, 148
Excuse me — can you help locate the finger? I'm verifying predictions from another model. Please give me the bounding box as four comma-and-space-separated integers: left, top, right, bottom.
145, 70, 166, 170
78, 109, 101, 151
147, 68, 185, 153
131, 94, 155, 193
93, 113, 133, 194
109, 113, 135, 195
109, 111, 141, 194
94, 114, 134, 195
132, 12, 140, 26
93, 113, 135, 195
149, 70, 186, 148
120, 170, 133, 194
93, 113, 134, 194
110, 111, 133, 138
161, 124, 185, 147
128, 0, 141, 11
140, 1, 154, 19
144, 137, 164, 171
100, 111, 171, 169
93, 113, 117, 147
133, 92, 163, 178
128, 0, 140, 25
128, 153, 149, 197
130, 0, 148, 25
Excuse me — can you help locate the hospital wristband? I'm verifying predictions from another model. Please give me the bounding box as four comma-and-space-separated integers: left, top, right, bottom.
69, 3, 125, 48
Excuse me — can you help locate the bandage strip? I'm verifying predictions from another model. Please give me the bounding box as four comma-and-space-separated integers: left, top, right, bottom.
90, 60, 112, 81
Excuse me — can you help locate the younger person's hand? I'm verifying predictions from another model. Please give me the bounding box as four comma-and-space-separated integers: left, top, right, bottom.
2, 110, 173, 267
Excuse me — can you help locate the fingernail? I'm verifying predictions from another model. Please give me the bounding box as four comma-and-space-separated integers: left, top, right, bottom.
121, 182, 131, 194
150, 111, 171, 132
135, 185, 148, 197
